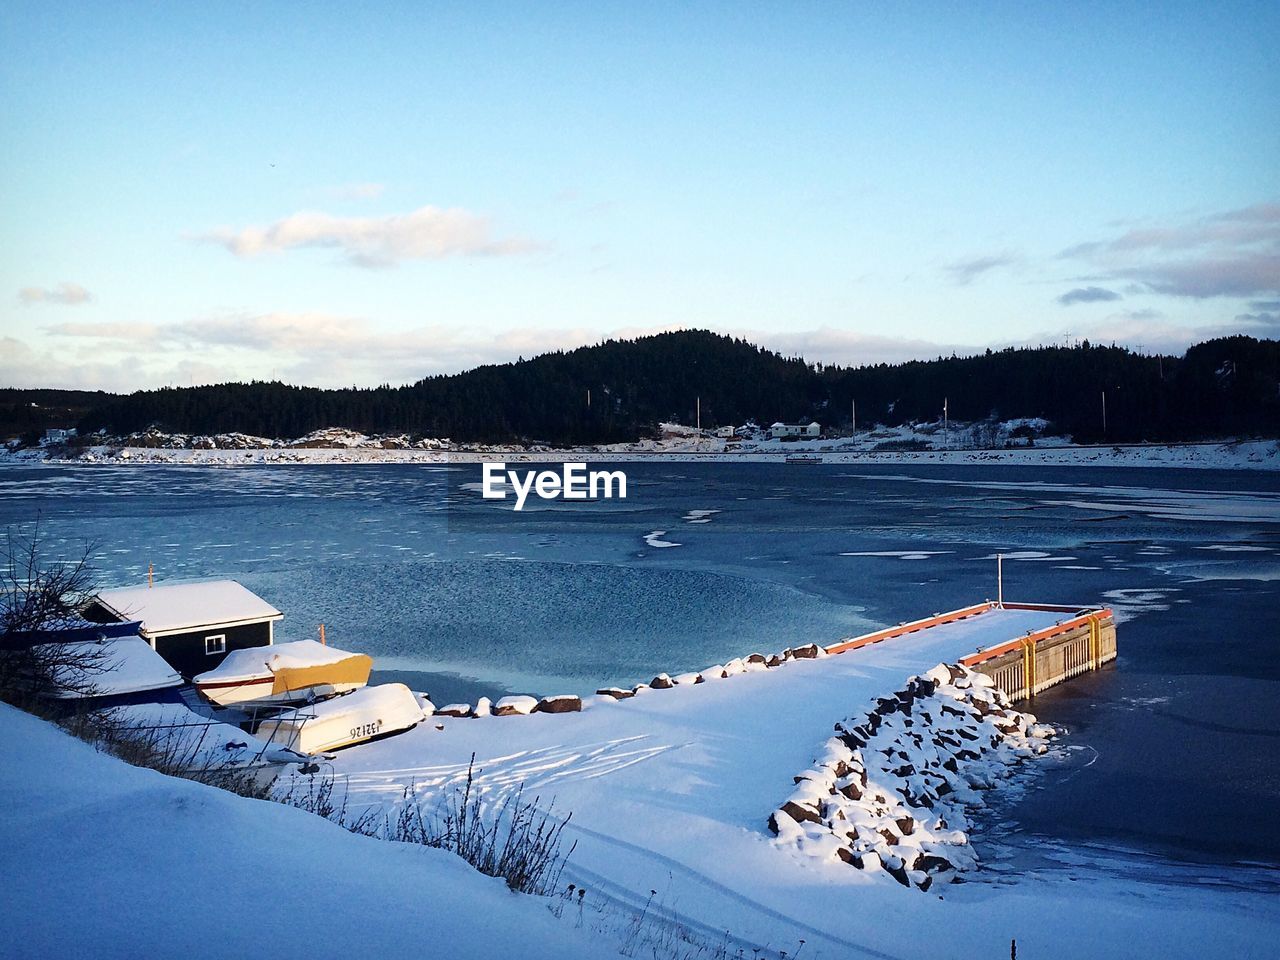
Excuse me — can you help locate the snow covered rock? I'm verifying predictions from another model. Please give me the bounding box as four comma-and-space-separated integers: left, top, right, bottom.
436, 703, 473, 718
534, 695, 582, 714
650, 673, 675, 689
493, 696, 538, 716
595, 686, 634, 699
769, 662, 1060, 890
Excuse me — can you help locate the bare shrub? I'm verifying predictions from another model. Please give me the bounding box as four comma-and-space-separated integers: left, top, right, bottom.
275, 766, 380, 835
90, 711, 279, 800
390, 755, 575, 895
0, 524, 106, 708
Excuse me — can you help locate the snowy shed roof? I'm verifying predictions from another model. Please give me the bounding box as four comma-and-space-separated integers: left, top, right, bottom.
93, 580, 282, 637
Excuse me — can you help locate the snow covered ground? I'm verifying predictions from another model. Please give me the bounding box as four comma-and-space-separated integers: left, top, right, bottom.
5, 606, 1278, 958
0, 702, 616, 960
289, 606, 1279, 960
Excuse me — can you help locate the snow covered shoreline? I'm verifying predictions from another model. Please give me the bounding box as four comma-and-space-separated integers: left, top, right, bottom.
9, 421, 1279, 470
9, 437, 1280, 470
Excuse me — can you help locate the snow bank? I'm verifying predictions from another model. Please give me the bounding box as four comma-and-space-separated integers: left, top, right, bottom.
771, 663, 1056, 890
0, 703, 613, 960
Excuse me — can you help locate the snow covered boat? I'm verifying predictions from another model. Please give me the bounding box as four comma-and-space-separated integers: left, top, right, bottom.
785, 453, 823, 464
252, 683, 427, 754
193, 639, 373, 707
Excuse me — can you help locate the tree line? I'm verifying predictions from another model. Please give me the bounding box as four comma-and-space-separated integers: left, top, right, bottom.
19, 331, 1280, 445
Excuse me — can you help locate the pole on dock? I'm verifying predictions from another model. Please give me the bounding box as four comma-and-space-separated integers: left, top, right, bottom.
147, 563, 153, 588
997, 554, 1003, 607
319, 623, 326, 645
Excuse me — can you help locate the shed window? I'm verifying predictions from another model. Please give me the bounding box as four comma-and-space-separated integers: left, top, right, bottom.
204, 634, 227, 655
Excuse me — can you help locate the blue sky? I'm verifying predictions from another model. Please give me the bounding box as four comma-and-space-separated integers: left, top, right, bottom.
3, 1, 1277, 390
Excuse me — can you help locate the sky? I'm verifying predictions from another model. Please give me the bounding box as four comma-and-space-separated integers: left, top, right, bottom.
2, 1, 1277, 391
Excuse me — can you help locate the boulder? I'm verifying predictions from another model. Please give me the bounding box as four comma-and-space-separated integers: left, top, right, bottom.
882, 858, 912, 887
535, 695, 583, 714
838, 781, 863, 801
436, 703, 472, 718
492, 696, 536, 717
768, 809, 794, 835
650, 673, 675, 689
595, 687, 634, 699
790, 643, 821, 659
780, 800, 824, 826
916, 854, 955, 874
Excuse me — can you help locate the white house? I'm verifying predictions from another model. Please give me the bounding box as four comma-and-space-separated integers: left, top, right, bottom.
42, 428, 74, 444
768, 421, 821, 439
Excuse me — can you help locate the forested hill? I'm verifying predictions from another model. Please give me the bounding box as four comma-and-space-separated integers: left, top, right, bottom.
58, 331, 1280, 444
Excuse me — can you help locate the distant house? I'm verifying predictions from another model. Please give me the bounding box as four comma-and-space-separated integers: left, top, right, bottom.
42, 428, 74, 444
768, 421, 821, 439
83, 580, 283, 678
713, 425, 736, 439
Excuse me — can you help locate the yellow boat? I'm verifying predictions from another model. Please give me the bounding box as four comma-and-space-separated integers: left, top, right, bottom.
193, 639, 372, 707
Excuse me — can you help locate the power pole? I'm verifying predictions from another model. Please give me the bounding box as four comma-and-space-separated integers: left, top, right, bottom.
586, 388, 591, 410
943, 397, 949, 450
851, 399, 856, 441
696, 395, 701, 431
1101, 390, 1107, 438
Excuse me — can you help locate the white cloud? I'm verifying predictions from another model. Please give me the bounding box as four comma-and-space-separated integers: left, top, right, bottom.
1057, 286, 1122, 306
38, 315, 975, 390
196, 205, 541, 267
42, 314, 609, 388
1059, 202, 1280, 299
943, 253, 1017, 285
17, 282, 93, 306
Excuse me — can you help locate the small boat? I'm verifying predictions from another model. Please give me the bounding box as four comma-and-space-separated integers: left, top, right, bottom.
253, 683, 427, 754
194, 639, 373, 707
785, 453, 824, 464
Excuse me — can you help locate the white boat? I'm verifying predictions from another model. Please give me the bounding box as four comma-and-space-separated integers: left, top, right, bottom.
193, 639, 373, 707
253, 683, 426, 754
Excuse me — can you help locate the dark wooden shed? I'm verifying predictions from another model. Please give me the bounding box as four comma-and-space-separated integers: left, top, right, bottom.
84, 580, 283, 678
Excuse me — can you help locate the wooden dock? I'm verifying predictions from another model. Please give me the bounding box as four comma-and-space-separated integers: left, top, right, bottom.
825, 600, 1117, 703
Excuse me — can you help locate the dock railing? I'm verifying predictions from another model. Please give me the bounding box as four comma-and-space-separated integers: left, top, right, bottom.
823, 601, 1117, 703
